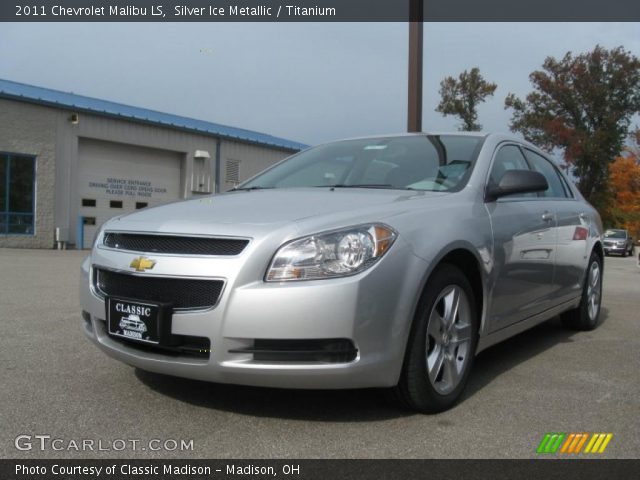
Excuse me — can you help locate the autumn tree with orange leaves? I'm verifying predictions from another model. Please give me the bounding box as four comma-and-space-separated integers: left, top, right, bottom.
505, 46, 640, 211
606, 132, 640, 237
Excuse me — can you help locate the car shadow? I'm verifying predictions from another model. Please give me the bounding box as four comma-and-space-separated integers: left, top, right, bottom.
135, 309, 609, 420
462, 308, 609, 401
135, 368, 410, 422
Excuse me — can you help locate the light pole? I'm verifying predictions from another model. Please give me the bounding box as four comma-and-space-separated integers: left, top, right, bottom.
407, 0, 423, 132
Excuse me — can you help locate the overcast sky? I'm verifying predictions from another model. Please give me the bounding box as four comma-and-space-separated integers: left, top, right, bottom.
1, 22, 639, 145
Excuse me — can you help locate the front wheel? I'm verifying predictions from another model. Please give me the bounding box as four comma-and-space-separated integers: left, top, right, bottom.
390, 264, 478, 413
561, 252, 603, 331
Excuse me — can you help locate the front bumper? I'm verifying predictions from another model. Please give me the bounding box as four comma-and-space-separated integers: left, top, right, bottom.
80, 240, 426, 389
604, 244, 627, 254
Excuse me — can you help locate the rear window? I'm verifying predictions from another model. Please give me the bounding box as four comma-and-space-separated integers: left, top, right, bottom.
523, 149, 569, 198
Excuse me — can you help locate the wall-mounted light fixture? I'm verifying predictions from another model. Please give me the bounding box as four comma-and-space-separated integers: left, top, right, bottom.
193, 150, 211, 193
69, 113, 79, 124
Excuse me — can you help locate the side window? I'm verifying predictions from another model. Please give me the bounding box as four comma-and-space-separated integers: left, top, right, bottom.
523, 150, 568, 198
489, 145, 534, 198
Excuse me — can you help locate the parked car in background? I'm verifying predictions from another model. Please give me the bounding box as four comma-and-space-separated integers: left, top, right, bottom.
603, 229, 634, 256
81, 132, 605, 413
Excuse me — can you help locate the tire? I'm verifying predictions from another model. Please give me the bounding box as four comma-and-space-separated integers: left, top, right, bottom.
389, 264, 478, 413
561, 252, 603, 331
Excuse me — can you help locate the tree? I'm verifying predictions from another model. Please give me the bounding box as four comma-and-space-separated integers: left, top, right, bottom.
505, 45, 640, 209
436, 67, 497, 131
606, 133, 640, 237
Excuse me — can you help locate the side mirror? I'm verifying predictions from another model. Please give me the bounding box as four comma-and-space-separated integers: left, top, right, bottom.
486, 169, 548, 202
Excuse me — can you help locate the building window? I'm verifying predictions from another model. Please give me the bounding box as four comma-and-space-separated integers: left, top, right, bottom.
110, 200, 123, 208
82, 198, 96, 207
135, 202, 148, 209
83, 217, 96, 226
0, 153, 36, 235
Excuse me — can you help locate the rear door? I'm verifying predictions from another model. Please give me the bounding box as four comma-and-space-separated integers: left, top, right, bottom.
485, 144, 558, 331
523, 148, 589, 305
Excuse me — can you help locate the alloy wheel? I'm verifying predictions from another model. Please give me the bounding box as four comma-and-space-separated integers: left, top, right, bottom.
425, 285, 472, 395
586, 261, 601, 321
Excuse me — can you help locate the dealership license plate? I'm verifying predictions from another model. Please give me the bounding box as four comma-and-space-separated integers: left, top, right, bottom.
107, 297, 161, 344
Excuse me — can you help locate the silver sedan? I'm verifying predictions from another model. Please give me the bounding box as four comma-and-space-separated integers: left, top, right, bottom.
80, 133, 604, 412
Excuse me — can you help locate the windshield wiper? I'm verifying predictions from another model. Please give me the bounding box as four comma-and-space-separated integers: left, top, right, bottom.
314, 183, 395, 189
231, 186, 274, 191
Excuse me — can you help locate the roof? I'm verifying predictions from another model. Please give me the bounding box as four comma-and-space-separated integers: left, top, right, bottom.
0, 78, 308, 152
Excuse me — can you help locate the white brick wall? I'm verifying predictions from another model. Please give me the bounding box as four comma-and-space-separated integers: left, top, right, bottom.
0, 99, 57, 248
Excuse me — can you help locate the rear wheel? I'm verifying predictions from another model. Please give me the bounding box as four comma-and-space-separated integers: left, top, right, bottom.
390, 264, 478, 413
561, 252, 602, 331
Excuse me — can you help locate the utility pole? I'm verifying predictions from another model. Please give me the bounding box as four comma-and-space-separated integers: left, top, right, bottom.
407, 0, 423, 132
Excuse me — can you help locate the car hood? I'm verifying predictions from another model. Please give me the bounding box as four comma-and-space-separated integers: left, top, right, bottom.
105, 188, 448, 237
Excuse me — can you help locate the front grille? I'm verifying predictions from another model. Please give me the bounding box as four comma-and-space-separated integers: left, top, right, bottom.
94, 268, 224, 310
103, 232, 249, 256
229, 339, 358, 363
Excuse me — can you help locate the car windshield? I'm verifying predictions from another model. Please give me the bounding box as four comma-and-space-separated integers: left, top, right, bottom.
239, 135, 484, 192
604, 230, 627, 238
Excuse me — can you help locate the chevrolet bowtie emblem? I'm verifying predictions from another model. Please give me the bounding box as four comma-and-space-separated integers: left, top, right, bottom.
130, 256, 156, 272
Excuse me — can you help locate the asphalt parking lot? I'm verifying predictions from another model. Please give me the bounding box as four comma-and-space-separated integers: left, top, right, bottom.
1, 248, 638, 459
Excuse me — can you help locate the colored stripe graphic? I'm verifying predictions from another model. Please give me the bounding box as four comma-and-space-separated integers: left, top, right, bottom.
584, 433, 598, 453
598, 434, 613, 453
537, 433, 566, 453
538, 433, 613, 454
537, 434, 552, 453
573, 433, 589, 453
560, 433, 588, 454
585, 433, 613, 453
560, 433, 575, 453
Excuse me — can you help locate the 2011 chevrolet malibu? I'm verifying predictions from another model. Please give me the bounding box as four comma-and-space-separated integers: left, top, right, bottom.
80, 132, 604, 412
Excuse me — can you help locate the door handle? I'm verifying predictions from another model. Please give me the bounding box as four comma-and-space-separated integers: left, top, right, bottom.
542, 212, 554, 222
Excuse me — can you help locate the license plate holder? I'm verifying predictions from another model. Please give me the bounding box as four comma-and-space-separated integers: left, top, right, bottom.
107, 297, 170, 345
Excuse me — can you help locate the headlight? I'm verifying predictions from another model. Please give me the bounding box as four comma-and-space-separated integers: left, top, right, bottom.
266, 224, 397, 281
91, 226, 105, 249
